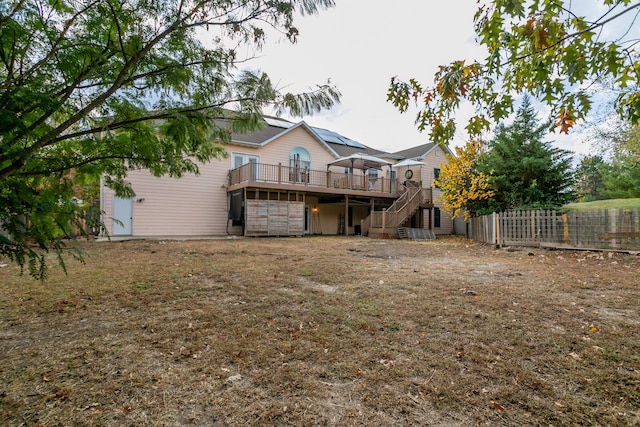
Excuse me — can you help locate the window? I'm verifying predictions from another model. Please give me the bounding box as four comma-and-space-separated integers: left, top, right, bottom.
233, 153, 259, 169
289, 147, 311, 170
388, 169, 398, 192
232, 153, 259, 180
368, 169, 379, 189
434, 207, 441, 228
289, 148, 311, 183
433, 168, 441, 187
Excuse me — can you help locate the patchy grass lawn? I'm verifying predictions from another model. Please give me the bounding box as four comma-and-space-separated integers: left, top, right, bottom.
563, 198, 640, 211
1, 236, 639, 426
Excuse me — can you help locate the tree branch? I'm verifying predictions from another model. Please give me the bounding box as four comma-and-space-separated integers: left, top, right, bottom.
17, 155, 156, 176
47, 99, 259, 145
516, 3, 640, 62
3, 1, 101, 91
106, 0, 127, 61
0, 9, 190, 180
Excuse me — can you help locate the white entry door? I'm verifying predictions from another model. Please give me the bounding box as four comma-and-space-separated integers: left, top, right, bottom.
112, 196, 133, 235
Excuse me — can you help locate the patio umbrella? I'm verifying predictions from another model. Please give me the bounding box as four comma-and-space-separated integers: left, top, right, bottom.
392, 159, 425, 182
327, 153, 392, 171
392, 159, 425, 168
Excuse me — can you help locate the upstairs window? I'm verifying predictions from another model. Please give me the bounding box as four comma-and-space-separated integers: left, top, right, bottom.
233, 153, 259, 169
433, 167, 441, 187
232, 153, 259, 180
290, 147, 311, 170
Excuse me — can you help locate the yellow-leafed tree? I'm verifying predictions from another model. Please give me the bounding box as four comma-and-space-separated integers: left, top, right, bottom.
434, 141, 495, 220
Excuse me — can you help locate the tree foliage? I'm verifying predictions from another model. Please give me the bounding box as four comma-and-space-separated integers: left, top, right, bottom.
0, 0, 340, 279
574, 155, 606, 201
482, 96, 576, 211
576, 124, 640, 200
387, 1, 640, 145
434, 141, 495, 220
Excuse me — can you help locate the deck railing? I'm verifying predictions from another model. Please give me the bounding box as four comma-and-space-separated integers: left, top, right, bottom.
229, 162, 397, 193
370, 186, 432, 230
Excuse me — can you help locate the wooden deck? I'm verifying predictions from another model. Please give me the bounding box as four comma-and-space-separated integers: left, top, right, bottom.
228, 162, 400, 198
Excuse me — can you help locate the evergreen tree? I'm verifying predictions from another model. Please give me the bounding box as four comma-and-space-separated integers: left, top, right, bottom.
575, 123, 640, 201
601, 155, 640, 199
574, 156, 606, 201
482, 96, 575, 211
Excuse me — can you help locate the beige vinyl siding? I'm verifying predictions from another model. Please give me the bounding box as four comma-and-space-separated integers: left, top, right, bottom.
102, 126, 341, 237
419, 146, 446, 187
431, 193, 453, 234
102, 159, 230, 236
419, 146, 454, 235
253, 126, 337, 168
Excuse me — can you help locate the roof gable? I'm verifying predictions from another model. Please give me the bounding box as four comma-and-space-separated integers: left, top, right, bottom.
223, 115, 452, 162
393, 143, 454, 159
227, 117, 400, 161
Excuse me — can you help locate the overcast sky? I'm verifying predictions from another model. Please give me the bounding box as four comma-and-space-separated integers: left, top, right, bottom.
249, 0, 597, 158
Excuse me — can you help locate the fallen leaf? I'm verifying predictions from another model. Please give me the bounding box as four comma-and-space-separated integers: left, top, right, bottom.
493, 401, 505, 411
226, 374, 243, 383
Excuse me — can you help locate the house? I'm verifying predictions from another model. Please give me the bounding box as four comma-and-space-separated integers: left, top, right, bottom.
100, 116, 456, 238
392, 143, 455, 235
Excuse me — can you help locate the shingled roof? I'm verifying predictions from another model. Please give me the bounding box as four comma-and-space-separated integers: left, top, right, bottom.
222, 115, 442, 162
225, 116, 398, 158
392, 143, 437, 160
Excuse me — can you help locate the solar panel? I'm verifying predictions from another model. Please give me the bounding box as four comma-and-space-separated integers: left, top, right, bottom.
264, 117, 294, 129
311, 127, 366, 148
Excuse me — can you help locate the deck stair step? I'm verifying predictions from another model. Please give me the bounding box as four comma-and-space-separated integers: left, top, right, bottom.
398, 227, 436, 240
397, 227, 409, 239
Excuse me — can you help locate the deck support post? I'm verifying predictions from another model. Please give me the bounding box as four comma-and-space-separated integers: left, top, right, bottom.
345, 196, 349, 236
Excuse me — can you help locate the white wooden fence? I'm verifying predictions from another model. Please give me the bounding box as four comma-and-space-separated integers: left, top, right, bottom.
468, 209, 640, 252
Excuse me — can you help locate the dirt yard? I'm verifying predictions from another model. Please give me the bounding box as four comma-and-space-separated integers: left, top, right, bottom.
0, 236, 639, 426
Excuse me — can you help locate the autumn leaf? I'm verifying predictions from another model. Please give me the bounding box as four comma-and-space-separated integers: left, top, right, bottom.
493, 401, 505, 411
525, 16, 536, 32
424, 92, 433, 106
435, 141, 495, 220
555, 109, 574, 134
387, 1, 639, 144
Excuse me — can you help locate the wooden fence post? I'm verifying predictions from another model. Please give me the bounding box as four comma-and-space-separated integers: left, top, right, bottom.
562, 213, 569, 245
495, 212, 500, 246
468, 208, 638, 251
610, 209, 617, 249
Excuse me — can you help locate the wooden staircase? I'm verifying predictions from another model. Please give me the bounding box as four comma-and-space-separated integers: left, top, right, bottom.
383, 183, 426, 228
397, 227, 436, 240
397, 227, 409, 239
364, 182, 432, 237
